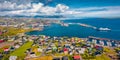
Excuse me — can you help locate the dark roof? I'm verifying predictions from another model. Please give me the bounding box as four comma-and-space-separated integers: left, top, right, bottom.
30, 52, 35, 54
53, 58, 60, 60
62, 56, 68, 60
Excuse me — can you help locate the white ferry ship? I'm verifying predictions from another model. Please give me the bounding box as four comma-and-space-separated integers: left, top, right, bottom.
97, 27, 111, 31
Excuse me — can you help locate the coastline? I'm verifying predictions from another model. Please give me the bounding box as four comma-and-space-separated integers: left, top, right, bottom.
0, 18, 120, 60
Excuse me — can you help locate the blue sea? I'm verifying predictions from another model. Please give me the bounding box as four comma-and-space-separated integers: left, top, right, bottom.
36, 0, 120, 7
26, 18, 120, 40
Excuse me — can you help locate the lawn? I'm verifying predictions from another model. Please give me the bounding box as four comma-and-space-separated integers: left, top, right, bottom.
10, 41, 33, 56
0, 26, 32, 37
95, 54, 111, 60
29, 56, 53, 60
104, 47, 116, 54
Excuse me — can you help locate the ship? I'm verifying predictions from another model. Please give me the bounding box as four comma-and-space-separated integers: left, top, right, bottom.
97, 27, 111, 31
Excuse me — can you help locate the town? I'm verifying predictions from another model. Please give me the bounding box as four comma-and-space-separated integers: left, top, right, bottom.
0, 18, 120, 60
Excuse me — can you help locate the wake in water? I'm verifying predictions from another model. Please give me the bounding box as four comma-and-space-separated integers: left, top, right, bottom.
67, 22, 97, 29
67, 23, 120, 32
63, 22, 114, 32
111, 30, 120, 32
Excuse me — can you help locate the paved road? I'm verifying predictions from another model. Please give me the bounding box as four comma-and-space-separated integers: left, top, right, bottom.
41, 40, 52, 56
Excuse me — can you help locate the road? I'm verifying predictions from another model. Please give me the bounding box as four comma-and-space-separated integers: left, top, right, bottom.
41, 40, 52, 56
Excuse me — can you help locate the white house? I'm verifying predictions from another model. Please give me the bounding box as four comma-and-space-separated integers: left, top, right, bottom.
9, 56, 17, 60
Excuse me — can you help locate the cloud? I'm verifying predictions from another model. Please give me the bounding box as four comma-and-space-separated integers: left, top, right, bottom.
0, 1, 69, 15
0, 1, 120, 18
0, 1, 31, 11
72, 6, 120, 18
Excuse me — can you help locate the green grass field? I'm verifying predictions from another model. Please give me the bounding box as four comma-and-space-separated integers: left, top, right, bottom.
10, 41, 33, 56
95, 54, 111, 60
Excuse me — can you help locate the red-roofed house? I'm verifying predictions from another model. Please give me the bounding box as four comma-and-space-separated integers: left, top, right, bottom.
64, 48, 68, 52
74, 55, 81, 60
4, 48, 9, 51
0, 40, 4, 43
64, 48, 68, 55
0, 32, 2, 35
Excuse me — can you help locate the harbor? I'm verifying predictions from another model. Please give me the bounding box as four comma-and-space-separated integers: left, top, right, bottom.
0, 18, 120, 60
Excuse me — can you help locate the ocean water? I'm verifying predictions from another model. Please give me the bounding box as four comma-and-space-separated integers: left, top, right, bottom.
26, 18, 120, 40
38, 0, 120, 7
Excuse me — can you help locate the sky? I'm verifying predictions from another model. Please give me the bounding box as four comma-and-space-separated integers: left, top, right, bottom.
0, 0, 120, 19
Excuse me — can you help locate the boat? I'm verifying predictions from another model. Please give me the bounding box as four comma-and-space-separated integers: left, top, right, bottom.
97, 27, 111, 31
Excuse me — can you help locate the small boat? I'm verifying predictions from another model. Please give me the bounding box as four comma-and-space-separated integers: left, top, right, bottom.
97, 27, 111, 31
